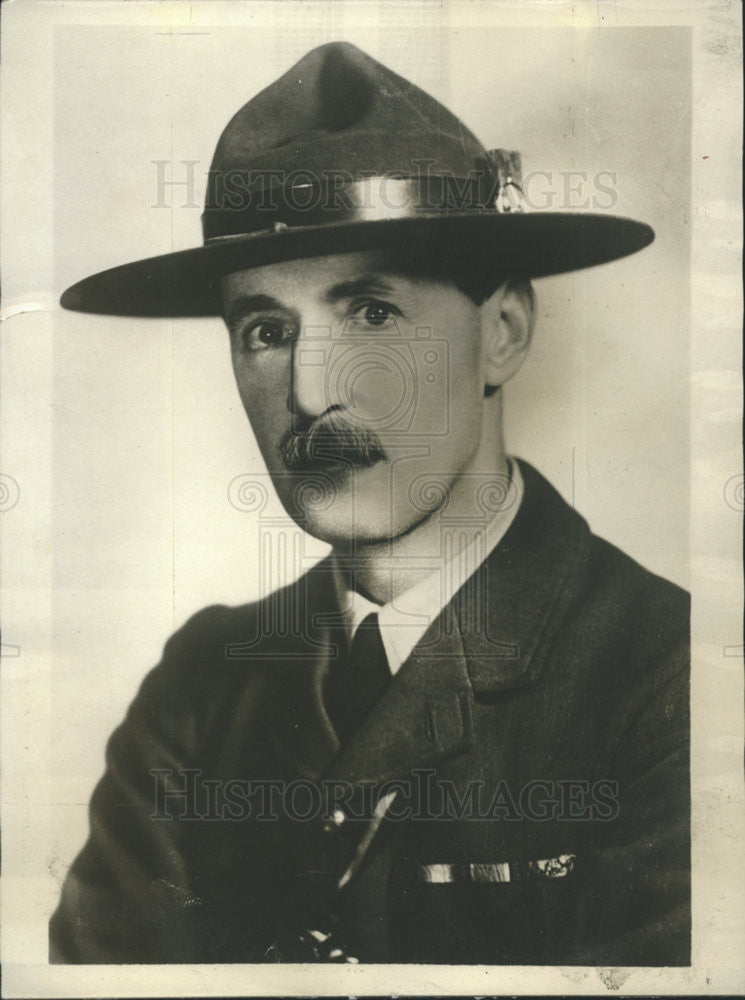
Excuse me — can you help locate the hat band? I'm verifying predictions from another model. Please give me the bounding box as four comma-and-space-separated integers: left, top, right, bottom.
202, 173, 524, 243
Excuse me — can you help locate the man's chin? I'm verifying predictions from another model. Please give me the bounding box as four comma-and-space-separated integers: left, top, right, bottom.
274, 458, 449, 546
292, 504, 433, 552
280, 457, 382, 479
275, 472, 386, 543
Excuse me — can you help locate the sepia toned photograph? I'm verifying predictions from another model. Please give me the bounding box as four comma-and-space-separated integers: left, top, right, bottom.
1, 1, 742, 996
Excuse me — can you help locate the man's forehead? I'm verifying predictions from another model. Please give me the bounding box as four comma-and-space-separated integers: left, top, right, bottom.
220, 250, 444, 301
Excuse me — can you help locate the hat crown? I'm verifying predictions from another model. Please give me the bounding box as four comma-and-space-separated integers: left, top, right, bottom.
59, 41, 655, 317
206, 41, 487, 208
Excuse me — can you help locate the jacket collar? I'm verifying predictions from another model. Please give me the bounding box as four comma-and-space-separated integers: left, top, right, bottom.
322, 599, 474, 786
331, 458, 525, 677
457, 458, 591, 695
262, 460, 591, 785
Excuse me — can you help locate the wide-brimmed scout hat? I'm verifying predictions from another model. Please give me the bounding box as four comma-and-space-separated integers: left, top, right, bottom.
60, 41, 654, 317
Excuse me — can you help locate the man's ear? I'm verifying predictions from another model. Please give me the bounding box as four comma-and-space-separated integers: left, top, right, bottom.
481, 279, 535, 391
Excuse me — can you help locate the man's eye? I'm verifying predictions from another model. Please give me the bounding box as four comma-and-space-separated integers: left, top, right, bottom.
350, 301, 400, 328
243, 319, 295, 350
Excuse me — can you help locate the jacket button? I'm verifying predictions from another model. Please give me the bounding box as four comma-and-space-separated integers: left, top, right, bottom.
321, 807, 346, 834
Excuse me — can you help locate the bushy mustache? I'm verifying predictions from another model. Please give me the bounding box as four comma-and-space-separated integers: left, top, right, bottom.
278, 410, 386, 472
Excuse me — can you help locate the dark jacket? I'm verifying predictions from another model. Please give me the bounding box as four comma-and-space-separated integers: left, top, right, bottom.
50, 460, 690, 965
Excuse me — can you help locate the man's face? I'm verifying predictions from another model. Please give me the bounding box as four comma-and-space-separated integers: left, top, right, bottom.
221, 250, 498, 548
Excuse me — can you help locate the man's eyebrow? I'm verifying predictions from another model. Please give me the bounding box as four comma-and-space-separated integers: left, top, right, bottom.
223, 294, 284, 326
223, 275, 402, 325
324, 275, 398, 303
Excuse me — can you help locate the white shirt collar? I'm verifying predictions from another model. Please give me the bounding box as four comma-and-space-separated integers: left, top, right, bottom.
334, 459, 524, 675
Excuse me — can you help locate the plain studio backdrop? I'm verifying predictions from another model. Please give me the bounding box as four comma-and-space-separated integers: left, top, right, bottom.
43, 20, 690, 906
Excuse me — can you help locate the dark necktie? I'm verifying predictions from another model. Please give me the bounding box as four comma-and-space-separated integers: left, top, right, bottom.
326, 612, 390, 744
270, 613, 391, 962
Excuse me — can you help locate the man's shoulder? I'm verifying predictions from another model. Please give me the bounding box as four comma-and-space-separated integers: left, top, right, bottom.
515, 457, 688, 611
148, 559, 337, 682
125, 567, 334, 747
510, 461, 689, 762
585, 530, 689, 619
576, 533, 689, 701
158, 563, 334, 669
509, 458, 689, 692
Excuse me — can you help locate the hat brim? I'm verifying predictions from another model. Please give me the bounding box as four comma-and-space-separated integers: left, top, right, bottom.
60, 213, 654, 317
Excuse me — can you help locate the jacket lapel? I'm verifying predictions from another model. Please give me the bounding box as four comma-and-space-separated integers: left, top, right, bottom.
322, 599, 475, 786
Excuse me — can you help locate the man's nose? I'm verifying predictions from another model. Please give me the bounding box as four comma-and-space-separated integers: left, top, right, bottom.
288, 323, 334, 420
